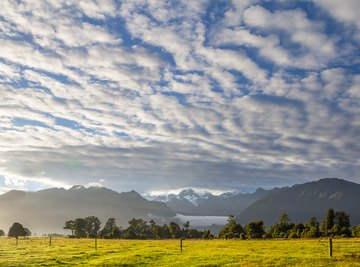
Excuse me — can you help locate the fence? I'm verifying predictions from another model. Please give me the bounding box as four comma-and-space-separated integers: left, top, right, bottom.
328, 238, 360, 258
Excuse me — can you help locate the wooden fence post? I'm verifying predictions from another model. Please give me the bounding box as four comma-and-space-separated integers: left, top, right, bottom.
49, 237, 52, 247
180, 238, 183, 253
329, 238, 332, 257
95, 238, 97, 251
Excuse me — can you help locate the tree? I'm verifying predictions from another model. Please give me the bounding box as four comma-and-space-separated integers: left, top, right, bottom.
321, 209, 335, 236
0, 229, 4, 237
169, 222, 181, 239
302, 217, 320, 238
268, 213, 294, 238
288, 223, 305, 238
219, 215, 244, 239
8, 222, 31, 241
73, 218, 87, 238
245, 221, 266, 239
325, 209, 335, 231
352, 225, 360, 237
279, 213, 291, 227
333, 211, 351, 236
183, 221, 190, 238
64, 220, 75, 236
123, 218, 150, 239
100, 218, 121, 239
85, 216, 101, 238
202, 230, 214, 239
160, 224, 171, 239
149, 220, 161, 239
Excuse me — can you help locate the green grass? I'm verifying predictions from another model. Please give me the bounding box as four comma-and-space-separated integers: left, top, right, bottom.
1, 237, 360, 266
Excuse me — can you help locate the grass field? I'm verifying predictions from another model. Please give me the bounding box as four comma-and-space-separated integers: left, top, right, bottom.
1, 237, 360, 266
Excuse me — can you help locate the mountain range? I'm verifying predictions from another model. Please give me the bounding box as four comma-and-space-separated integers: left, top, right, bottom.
236, 178, 360, 226
153, 187, 284, 216
0, 185, 175, 235
0, 178, 359, 234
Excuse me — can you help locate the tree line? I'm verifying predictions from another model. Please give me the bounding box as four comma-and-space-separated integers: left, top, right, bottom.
219, 209, 360, 239
63, 217, 214, 239
2, 208, 360, 240
63, 208, 360, 240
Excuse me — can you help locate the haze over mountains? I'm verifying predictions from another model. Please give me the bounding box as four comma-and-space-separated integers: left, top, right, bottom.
0, 186, 175, 235
0, 178, 359, 234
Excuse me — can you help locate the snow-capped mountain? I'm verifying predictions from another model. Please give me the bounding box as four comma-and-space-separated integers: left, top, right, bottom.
177, 189, 212, 206
151, 188, 282, 216
153, 189, 216, 207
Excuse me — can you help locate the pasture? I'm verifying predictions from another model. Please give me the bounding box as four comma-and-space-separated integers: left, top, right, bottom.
0, 237, 360, 266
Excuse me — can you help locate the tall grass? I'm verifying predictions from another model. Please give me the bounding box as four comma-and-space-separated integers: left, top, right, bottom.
0, 237, 360, 266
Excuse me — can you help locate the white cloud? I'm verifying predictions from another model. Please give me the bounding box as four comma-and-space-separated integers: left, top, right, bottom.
199, 48, 268, 85
315, 0, 360, 27
0, 61, 20, 81
0, 39, 64, 74
222, 0, 254, 27
88, 178, 106, 188
0, 0, 359, 192
2, 171, 70, 189
243, 5, 337, 66
78, 0, 117, 19
211, 27, 293, 67
56, 23, 120, 47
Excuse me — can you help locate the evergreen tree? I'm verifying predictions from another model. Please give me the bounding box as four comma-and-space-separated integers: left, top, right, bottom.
321, 209, 335, 236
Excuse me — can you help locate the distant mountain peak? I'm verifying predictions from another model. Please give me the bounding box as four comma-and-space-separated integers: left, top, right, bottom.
129, 190, 141, 196
152, 188, 214, 206
68, 185, 86, 190
0, 189, 27, 199
179, 188, 197, 195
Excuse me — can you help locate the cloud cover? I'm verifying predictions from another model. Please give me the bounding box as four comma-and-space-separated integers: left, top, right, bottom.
0, 0, 359, 194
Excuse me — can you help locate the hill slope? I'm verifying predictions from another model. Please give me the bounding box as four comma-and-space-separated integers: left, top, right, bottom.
0, 186, 175, 235
236, 178, 360, 226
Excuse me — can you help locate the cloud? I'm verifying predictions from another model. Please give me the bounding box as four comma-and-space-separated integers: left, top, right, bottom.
315, 0, 360, 28
55, 23, 120, 47
242, 5, 337, 67
0, 39, 64, 74
77, 0, 118, 19
0, 0, 359, 194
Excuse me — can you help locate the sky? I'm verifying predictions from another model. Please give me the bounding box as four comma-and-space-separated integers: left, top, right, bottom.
0, 0, 359, 195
